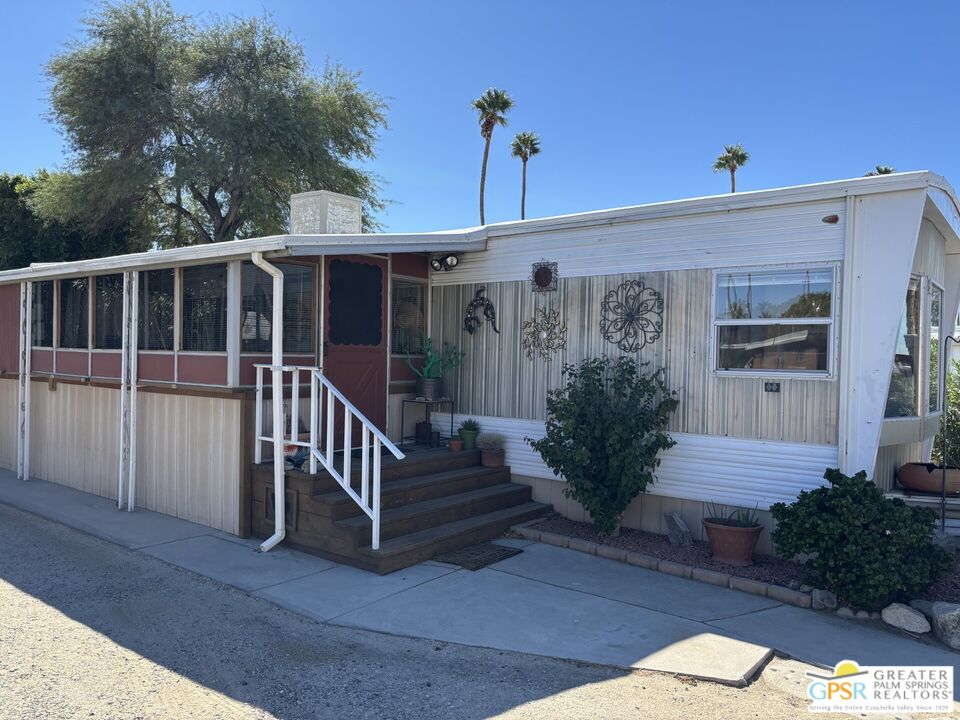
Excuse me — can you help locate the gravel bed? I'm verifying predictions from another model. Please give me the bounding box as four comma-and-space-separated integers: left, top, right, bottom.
529, 515, 808, 587
924, 554, 960, 603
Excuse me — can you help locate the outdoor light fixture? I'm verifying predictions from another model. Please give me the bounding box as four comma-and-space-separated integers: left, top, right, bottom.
430, 254, 460, 272
821, 214, 840, 224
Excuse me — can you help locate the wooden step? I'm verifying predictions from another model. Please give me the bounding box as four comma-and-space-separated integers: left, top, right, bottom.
313, 466, 512, 519
356, 502, 551, 574
336, 482, 532, 542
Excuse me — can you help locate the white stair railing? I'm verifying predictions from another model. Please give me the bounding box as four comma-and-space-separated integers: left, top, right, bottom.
254, 364, 405, 550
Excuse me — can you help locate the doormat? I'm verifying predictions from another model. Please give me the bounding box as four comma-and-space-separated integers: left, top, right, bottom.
433, 542, 522, 571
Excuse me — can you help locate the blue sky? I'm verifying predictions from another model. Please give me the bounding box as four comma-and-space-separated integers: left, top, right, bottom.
1, 1, 958, 232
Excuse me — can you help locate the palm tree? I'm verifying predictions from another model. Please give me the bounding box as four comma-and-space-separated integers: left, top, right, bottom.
511, 131, 541, 220
865, 165, 895, 176
472, 88, 514, 224
713, 144, 750, 193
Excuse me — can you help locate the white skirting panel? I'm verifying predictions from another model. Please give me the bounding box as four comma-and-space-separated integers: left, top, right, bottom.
432, 413, 838, 509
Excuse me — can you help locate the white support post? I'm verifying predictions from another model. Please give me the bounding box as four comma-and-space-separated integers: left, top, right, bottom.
127, 271, 139, 512
291, 370, 300, 445
226, 260, 241, 387
17, 282, 32, 481
255, 365, 264, 464
309, 371, 318, 474
117, 272, 130, 508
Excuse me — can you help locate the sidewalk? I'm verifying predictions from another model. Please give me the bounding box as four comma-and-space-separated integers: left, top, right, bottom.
1, 471, 957, 692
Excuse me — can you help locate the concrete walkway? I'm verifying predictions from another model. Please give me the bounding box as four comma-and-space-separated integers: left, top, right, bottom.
1, 472, 957, 691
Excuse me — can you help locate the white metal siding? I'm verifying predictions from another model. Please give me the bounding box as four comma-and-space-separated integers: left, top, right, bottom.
433, 200, 846, 286
433, 412, 836, 509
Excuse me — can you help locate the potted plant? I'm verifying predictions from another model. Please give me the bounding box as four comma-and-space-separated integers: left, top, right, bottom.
405, 334, 465, 400
458, 418, 480, 450
448, 437, 464, 452
476, 432, 505, 467
702, 504, 763, 567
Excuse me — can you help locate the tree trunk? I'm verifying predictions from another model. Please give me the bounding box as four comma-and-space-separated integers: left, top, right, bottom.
730, 168, 736, 193
479, 134, 491, 225
521, 159, 527, 220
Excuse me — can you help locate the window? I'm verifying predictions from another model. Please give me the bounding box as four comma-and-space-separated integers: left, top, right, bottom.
139, 269, 175, 350
182, 264, 227, 352
391, 279, 426, 355
95, 274, 124, 349
240, 262, 314, 353
713, 267, 834, 373
328, 259, 383, 347
31, 281, 53, 347
59, 277, 89, 349
929, 282, 943, 413
885, 276, 921, 418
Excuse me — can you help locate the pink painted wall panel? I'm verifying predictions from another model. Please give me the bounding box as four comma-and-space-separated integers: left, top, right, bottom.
0, 284, 19, 374
31, 349, 53, 373
91, 352, 122, 378
178, 354, 227, 385
57, 350, 89, 376
138, 353, 175, 382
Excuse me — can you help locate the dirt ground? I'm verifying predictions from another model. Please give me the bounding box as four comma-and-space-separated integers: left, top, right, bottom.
0, 503, 919, 719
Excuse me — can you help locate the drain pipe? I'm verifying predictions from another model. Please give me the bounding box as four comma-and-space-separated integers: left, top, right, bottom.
253, 252, 286, 552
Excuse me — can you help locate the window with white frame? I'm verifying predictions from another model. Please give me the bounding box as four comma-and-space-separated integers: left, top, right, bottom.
182, 264, 227, 352
929, 281, 944, 413
885, 276, 921, 418
31, 281, 53, 347
139, 268, 175, 351
94, 274, 124, 349
713, 267, 834, 374
59, 277, 89, 349
240, 261, 314, 353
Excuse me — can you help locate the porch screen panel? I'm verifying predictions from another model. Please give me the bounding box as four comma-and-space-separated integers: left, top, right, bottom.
391, 280, 425, 355
182, 264, 227, 352
31, 281, 53, 347
95, 274, 124, 349
885, 276, 921, 418
139, 268, 175, 350
59, 277, 89, 349
240, 262, 313, 353
929, 283, 943, 413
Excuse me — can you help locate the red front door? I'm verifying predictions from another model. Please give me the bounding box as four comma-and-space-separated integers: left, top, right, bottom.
323, 255, 388, 432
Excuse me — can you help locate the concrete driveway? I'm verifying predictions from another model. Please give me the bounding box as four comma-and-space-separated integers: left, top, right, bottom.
1, 471, 957, 693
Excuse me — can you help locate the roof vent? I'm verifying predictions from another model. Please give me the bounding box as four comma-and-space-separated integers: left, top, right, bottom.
290, 190, 362, 234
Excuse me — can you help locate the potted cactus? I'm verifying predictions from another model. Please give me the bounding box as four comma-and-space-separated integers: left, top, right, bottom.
405, 334, 465, 400
476, 432, 505, 467
458, 418, 481, 450
702, 505, 763, 567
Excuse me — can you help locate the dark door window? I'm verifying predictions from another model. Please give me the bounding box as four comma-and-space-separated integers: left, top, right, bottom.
328, 259, 383, 346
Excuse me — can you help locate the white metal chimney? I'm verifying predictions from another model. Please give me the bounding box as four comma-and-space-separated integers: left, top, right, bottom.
289, 190, 362, 234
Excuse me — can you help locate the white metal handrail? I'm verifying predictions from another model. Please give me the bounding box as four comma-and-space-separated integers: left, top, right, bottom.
254, 364, 404, 550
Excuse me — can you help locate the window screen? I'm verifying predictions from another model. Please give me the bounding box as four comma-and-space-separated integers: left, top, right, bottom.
31, 281, 53, 347
391, 280, 425, 354
885, 276, 921, 418
713, 268, 834, 373
240, 262, 314, 353
182, 264, 227, 352
328, 260, 382, 346
139, 269, 175, 350
59, 278, 89, 349
95, 274, 124, 349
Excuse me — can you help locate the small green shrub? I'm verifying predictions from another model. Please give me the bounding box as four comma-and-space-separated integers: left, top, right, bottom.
771, 468, 952, 610
459, 418, 480, 433
475, 432, 504, 451
526, 356, 678, 534
705, 504, 761, 528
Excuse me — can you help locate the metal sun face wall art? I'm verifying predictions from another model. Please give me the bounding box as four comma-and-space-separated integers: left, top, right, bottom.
521, 307, 567, 361
599, 279, 664, 353
463, 287, 500, 335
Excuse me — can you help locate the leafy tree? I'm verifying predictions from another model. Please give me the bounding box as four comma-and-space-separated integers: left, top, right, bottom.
865, 165, 895, 176
0, 172, 145, 271
527, 357, 678, 534
510, 131, 541, 220
37, 0, 387, 245
713, 143, 749, 193
772, 468, 951, 610
472, 88, 513, 225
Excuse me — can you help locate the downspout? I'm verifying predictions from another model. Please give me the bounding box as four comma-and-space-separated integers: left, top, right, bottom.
253, 252, 286, 552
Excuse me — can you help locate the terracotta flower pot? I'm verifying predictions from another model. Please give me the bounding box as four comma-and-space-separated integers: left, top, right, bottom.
448, 438, 463, 452
481, 448, 505, 467
897, 463, 960, 495
702, 519, 763, 567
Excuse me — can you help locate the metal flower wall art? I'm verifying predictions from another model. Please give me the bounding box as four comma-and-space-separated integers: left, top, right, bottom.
463, 287, 500, 335
599, 279, 663, 353
521, 307, 567, 361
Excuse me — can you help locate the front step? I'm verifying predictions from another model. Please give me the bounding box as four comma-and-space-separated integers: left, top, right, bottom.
250, 447, 552, 574
336, 482, 532, 541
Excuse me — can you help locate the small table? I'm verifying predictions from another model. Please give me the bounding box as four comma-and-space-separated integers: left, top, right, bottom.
400, 397, 455, 446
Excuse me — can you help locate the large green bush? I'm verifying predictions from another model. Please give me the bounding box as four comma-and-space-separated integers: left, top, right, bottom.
527, 357, 678, 534
771, 468, 951, 610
